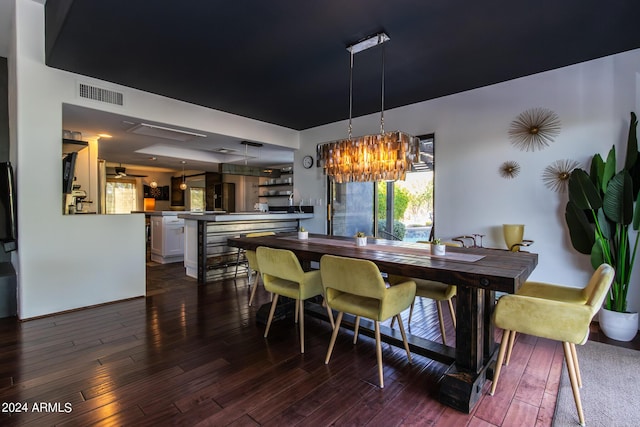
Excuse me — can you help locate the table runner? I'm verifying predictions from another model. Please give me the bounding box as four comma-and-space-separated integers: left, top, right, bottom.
281, 236, 484, 263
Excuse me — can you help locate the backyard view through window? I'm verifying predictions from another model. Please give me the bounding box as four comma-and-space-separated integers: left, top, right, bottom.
379, 171, 433, 242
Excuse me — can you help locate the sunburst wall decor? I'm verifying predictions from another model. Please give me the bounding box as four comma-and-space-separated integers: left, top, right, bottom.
499, 161, 521, 179
509, 107, 561, 151
542, 159, 580, 192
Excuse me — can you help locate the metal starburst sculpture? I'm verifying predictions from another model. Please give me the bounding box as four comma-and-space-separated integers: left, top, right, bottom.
509, 107, 561, 151
542, 159, 580, 192
499, 161, 521, 179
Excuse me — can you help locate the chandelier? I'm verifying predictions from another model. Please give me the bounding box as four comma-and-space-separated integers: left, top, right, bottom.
318, 33, 418, 183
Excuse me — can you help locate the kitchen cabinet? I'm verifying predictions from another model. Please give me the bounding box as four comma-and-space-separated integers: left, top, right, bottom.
150, 215, 185, 264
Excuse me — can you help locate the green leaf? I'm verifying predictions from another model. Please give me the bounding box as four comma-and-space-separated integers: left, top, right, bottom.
565, 201, 595, 254
597, 208, 612, 240
602, 146, 617, 193
633, 189, 640, 231
603, 171, 634, 225
568, 169, 602, 211
590, 154, 605, 190
590, 236, 607, 269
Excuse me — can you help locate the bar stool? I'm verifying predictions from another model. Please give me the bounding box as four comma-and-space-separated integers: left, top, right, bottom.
233, 231, 275, 305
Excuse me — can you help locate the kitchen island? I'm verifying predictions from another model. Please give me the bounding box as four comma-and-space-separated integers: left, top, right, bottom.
179, 212, 313, 283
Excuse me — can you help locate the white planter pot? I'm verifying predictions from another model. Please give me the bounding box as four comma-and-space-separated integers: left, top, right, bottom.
298, 231, 308, 240
599, 308, 639, 342
356, 237, 367, 246
433, 244, 446, 256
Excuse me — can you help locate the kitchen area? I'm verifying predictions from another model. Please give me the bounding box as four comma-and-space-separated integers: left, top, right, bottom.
62, 104, 313, 285
140, 165, 313, 283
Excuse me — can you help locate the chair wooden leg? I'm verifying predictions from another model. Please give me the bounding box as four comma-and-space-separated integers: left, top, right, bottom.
563, 341, 585, 426
447, 298, 456, 329
248, 272, 260, 306
490, 330, 511, 395
325, 312, 343, 364
390, 316, 396, 328
436, 301, 447, 345
323, 298, 335, 330
375, 320, 384, 388
353, 316, 361, 344
396, 313, 412, 363
408, 298, 416, 325
505, 330, 517, 366
299, 299, 305, 353
264, 294, 279, 338
570, 343, 582, 388
294, 298, 299, 324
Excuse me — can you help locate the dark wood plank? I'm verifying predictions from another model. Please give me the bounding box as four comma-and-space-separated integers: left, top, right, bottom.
0, 258, 634, 426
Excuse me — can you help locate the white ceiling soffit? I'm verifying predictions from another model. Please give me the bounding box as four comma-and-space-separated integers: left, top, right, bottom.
135, 144, 254, 164
127, 123, 207, 142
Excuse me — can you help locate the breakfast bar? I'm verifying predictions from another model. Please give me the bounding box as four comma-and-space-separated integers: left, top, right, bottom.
227, 233, 538, 413
179, 212, 313, 283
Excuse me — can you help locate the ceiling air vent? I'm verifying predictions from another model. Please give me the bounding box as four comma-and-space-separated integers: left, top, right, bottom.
78, 83, 124, 106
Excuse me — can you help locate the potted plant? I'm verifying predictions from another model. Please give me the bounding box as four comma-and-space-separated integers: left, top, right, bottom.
432, 238, 446, 256
565, 112, 640, 341
298, 226, 308, 240
355, 231, 367, 247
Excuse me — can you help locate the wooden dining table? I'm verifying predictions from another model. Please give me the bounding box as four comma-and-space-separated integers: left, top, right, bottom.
227, 233, 538, 413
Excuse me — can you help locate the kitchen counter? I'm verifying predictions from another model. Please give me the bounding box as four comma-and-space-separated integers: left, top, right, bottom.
180, 212, 314, 283
178, 212, 313, 221
132, 210, 222, 216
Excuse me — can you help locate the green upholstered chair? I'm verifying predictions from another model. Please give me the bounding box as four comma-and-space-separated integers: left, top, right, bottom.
256, 246, 334, 354
320, 254, 416, 388
240, 232, 276, 306
501, 276, 592, 366
490, 264, 614, 427
389, 241, 460, 345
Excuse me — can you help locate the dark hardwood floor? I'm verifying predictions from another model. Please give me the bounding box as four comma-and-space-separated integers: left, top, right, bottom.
0, 260, 637, 426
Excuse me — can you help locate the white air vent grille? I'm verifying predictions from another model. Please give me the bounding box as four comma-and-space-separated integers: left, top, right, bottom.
78, 83, 124, 106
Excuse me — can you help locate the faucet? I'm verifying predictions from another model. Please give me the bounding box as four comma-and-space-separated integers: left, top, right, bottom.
288, 193, 294, 207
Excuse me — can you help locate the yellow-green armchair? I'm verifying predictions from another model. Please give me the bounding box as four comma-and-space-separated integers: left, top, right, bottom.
320, 254, 416, 388
256, 246, 334, 354
490, 264, 614, 427
388, 241, 460, 345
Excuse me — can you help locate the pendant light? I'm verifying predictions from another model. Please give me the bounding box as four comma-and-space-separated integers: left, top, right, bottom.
318, 32, 418, 183
179, 161, 187, 190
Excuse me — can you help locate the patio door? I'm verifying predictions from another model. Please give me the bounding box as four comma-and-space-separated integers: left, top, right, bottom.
327, 133, 434, 241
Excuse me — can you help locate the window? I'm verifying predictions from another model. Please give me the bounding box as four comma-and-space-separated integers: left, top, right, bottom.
329, 134, 434, 241
190, 187, 205, 211
106, 179, 137, 214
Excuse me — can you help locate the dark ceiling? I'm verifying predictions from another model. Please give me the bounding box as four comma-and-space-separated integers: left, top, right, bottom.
45, 1, 640, 131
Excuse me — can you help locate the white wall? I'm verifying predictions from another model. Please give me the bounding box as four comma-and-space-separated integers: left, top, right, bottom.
299, 48, 640, 313
10, 0, 299, 319
11, 0, 640, 318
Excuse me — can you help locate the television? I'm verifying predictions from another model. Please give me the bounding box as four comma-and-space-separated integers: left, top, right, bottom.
0, 162, 17, 252
62, 152, 77, 194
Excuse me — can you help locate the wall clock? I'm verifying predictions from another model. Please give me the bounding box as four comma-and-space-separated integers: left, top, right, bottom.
302, 155, 314, 169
